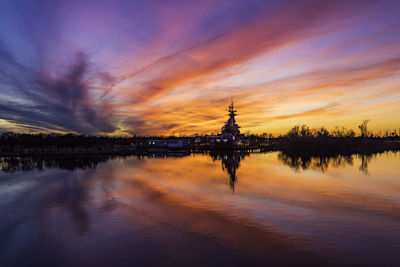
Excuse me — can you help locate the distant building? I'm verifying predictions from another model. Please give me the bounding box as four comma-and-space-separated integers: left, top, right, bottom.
148, 139, 192, 148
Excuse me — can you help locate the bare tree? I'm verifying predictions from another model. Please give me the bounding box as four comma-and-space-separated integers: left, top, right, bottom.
358, 120, 370, 138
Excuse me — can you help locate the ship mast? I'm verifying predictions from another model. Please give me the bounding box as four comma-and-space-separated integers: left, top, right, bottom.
228, 100, 237, 122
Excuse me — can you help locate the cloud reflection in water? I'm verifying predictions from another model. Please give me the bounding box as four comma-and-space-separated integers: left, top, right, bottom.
0, 152, 399, 266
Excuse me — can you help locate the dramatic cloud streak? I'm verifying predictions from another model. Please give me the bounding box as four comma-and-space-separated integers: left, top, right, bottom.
0, 0, 399, 135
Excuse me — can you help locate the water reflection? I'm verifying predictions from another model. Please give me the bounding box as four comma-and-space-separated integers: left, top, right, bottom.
1, 152, 400, 266
210, 152, 248, 192
0, 151, 392, 186
277, 152, 382, 174
0, 155, 118, 172
358, 154, 373, 174
1, 152, 249, 192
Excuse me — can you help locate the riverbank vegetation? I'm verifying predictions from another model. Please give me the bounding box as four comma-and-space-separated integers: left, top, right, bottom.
271, 121, 400, 156
0, 120, 399, 156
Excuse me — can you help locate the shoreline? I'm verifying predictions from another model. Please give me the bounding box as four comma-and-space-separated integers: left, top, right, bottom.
1, 142, 399, 157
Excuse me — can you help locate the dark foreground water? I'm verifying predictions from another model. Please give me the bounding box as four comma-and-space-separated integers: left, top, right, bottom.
0, 152, 399, 266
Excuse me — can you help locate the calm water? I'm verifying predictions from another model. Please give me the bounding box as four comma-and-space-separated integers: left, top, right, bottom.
0, 152, 399, 266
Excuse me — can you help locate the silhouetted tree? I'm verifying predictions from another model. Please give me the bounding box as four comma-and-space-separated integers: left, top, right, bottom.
315, 127, 330, 137
288, 125, 301, 137
358, 119, 370, 138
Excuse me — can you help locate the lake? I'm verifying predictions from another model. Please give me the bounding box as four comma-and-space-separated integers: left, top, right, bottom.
0, 152, 399, 266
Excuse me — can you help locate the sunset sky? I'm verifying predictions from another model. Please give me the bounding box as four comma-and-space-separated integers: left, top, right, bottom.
0, 0, 399, 136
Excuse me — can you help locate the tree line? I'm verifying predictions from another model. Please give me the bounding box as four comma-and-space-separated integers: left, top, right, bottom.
246, 120, 399, 140
0, 120, 398, 150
